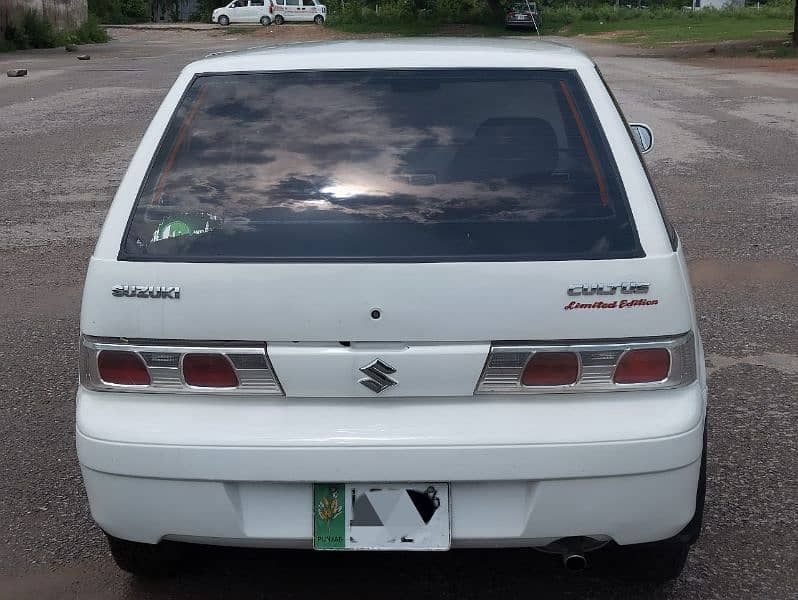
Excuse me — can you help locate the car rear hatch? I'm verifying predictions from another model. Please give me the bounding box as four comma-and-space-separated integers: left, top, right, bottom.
82, 66, 693, 398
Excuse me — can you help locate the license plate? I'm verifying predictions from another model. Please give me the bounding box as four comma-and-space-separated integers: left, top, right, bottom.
313, 483, 450, 550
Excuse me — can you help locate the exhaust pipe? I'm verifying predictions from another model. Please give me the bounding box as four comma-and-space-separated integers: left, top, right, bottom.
537, 536, 607, 572
563, 552, 588, 571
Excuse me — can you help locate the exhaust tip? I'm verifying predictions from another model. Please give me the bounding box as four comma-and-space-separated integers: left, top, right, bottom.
563, 553, 587, 572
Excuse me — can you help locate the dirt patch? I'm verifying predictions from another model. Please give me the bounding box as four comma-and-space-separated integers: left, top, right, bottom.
579, 29, 642, 41
574, 34, 798, 71
688, 259, 798, 287
682, 54, 798, 72
649, 38, 797, 71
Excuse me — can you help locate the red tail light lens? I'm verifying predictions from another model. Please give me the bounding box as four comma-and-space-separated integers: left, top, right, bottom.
97, 350, 150, 385
522, 352, 579, 386
183, 353, 239, 388
614, 348, 670, 384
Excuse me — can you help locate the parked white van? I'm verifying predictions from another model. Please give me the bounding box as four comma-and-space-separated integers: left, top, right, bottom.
273, 0, 326, 24
212, 0, 275, 26
77, 39, 707, 584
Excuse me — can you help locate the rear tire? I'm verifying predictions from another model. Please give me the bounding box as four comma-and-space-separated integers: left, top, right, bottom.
608, 539, 690, 584
106, 533, 186, 578
218, 15, 230, 26
314, 14, 324, 24
274, 14, 284, 24
682, 416, 708, 545
260, 15, 271, 25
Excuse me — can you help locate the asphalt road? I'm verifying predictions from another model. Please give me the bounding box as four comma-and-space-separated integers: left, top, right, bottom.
1, 28, 796, 599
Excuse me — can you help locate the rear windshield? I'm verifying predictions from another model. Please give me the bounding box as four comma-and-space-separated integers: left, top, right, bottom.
121, 69, 642, 262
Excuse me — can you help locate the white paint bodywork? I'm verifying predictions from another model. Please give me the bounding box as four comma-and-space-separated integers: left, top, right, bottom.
212, 0, 273, 24
77, 39, 707, 550
272, 0, 326, 22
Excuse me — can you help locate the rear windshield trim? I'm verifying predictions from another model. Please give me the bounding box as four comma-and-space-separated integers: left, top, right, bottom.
118, 68, 644, 264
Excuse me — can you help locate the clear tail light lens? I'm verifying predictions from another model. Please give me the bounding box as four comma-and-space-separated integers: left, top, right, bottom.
613, 348, 670, 384
80, 337, 283, 395
97, 350, 151, 386
183, 353, 239, 388
522, 352, 579, 386
476, 332, 696, 394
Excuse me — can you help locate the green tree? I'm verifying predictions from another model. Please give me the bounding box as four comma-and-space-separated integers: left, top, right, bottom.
485, 0, 504, 20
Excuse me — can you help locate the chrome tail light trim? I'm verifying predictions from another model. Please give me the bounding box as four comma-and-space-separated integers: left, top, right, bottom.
475, 332, 696, 394
79, 336, 284, 395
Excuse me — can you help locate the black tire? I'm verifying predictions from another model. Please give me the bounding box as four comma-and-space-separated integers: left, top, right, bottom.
274, 14, 284, 24
680, 417, 707, 544
260, 15, 271, 25
106, 533, 186, 578
609, 538, 690, 584
218, 15, 230, 26
314, 14, 324, 24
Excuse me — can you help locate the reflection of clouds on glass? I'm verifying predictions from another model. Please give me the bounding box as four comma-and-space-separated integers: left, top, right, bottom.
123, 70, 639, 261
134, 72, 612, 235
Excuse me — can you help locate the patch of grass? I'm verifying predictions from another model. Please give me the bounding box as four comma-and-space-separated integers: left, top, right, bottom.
224, 25, 260, 34
1, 12, 108, 52
326, 0, 497, 35
328, 20, 442, 35
545, 7, 793, 46
565, 16, 792, 45
757, 43, 798, 58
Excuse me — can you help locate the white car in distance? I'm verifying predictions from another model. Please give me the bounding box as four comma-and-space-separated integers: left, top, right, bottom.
272, 0, 326, 24
77, 39, 707, 584
212, 0, 275, 26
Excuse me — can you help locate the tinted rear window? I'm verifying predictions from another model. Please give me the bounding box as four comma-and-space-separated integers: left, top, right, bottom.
121, 69, 642, 262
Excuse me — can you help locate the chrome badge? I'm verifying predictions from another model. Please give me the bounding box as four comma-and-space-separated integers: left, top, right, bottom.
112, 285, 181, 299
358, 359, 397, 393
567, 282, 650, 296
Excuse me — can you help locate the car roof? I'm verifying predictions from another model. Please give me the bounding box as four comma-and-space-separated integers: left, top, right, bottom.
188, 38, 595, 74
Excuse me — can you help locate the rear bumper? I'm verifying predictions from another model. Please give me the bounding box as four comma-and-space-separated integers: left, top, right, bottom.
76, 384, 705, 547
82, 461, 700, 547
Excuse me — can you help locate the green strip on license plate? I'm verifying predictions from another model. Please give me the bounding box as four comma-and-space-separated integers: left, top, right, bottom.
313, 483, 346, 549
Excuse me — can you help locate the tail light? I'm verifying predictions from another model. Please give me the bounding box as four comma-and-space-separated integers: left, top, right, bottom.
522, 352, 579, 386
183, 353, 239, 388
80, 337, 283, 395
476, 333, 695, 394
614, 348, 670, 384
97, 350, 150, 386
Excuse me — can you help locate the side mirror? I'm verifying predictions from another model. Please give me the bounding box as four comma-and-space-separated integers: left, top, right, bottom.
629, 123, 654, 154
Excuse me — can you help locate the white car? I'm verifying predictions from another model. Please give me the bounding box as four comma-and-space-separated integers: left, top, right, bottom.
272, 0, 326, 24
212, 0, 275, 26
77, 39, 707, 583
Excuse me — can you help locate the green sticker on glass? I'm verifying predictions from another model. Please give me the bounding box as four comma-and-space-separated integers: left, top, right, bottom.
313, 483, 346, 550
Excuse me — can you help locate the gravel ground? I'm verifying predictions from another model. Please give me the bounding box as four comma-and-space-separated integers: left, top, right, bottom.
0, 27, 796, 599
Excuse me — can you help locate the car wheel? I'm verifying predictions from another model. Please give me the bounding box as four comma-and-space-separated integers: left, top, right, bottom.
218, 15, 230, 26
274, 14, 284, 24
260, 15, 271, 25
106, 533, 186, 577
607, 538, 690, 584
681, 417, 708, 545
313, 14, 324, 24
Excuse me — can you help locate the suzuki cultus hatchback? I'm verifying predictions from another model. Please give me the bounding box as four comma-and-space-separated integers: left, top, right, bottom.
77, 39, 707, 583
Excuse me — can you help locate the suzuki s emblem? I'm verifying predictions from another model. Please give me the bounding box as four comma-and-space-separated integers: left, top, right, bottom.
358, 360, 397, 394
